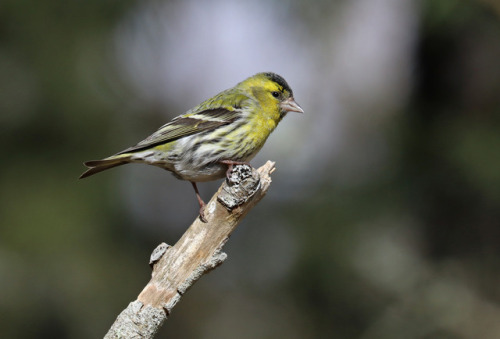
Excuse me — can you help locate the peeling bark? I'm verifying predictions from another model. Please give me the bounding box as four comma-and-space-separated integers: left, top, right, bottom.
104, 161, 276, 338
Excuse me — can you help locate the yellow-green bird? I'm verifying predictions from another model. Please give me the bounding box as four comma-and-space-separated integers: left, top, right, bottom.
80, 72, 303, 221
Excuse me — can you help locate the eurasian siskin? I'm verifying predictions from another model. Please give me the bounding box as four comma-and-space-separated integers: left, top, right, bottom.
80, 72, 303, 221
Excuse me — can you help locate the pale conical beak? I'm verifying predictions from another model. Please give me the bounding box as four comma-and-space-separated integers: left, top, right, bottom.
280, 97, 304, 114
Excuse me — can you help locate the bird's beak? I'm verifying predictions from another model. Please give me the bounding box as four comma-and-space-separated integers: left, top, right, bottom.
280, 97, 304, 114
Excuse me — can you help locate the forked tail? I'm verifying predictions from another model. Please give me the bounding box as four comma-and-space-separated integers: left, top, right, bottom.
79, 157, 130, 179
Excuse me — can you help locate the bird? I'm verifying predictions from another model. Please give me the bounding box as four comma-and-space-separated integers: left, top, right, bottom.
80, 72, 303, 222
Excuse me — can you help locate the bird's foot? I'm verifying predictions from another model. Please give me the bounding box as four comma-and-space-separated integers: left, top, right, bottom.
191, 181, 208, 223
198, 204, 207, 223
220, 160, 251, 180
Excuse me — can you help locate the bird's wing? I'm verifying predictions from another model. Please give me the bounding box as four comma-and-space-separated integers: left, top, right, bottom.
117, 107, 241, 154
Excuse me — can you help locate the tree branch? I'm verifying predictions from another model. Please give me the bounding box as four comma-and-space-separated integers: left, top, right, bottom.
104, 161, 276, 338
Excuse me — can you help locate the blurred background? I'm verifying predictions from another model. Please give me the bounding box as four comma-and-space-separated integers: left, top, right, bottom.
2, 0, 500, 338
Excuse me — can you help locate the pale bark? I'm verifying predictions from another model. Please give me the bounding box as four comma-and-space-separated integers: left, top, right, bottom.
104, 161, 276, 338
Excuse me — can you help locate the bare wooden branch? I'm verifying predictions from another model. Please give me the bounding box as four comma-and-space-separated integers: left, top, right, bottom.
104, 161, 276, 338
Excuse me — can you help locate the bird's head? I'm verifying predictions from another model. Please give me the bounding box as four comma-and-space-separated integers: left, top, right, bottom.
239, 72, 303, 117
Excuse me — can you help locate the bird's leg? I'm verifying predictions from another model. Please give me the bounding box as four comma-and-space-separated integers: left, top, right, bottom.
220, 160, 251, 180
190, 181, 207, 223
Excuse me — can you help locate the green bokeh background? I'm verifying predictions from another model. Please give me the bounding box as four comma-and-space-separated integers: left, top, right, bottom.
2, 0, 500, 338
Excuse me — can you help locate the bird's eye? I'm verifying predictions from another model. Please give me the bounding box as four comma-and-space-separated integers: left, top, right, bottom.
271, 91, 280, 98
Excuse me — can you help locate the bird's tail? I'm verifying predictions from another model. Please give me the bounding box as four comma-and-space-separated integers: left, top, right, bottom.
79, 155, 131, 179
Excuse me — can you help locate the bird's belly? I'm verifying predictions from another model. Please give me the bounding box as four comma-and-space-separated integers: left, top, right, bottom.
134, 132, 264, 182
173, 162, 227, 182
130, 149, 227, 182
